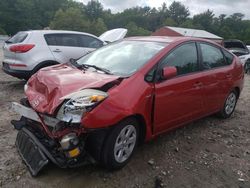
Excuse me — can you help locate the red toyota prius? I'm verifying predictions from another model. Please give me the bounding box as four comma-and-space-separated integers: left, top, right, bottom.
11, 36, 244, 176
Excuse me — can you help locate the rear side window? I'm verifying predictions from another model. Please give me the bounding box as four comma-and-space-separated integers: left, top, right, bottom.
223, 49, 234, 65
6, 32, 28, 44
44, 34, 80, 47
78, 35, 103, 48
200, 43, 226, 69
161, 42, 199, 76
44, 34, 103, 48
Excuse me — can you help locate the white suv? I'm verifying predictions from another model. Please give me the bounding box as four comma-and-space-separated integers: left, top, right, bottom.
2, 29, 127, 79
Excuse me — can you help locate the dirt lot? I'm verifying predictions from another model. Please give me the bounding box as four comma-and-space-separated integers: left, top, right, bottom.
0, 50, 250, 188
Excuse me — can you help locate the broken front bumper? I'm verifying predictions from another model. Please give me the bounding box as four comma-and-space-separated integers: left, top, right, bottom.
12, 102, 41, 123
16, 128, 49, 176
11, 101, 94, 176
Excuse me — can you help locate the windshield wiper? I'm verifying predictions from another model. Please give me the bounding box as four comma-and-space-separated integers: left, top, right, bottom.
81, 64, 112, 75
5, 40, 12, 44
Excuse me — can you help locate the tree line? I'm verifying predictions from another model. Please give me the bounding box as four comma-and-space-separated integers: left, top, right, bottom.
0, 0, 250, 43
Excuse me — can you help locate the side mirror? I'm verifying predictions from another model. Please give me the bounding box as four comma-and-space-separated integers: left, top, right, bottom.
69, 58, 76, 64
162, 66, 177, 80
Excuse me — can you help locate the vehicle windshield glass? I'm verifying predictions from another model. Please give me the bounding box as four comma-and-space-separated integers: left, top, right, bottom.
6, 32, 28, 44
76, 40, 167, 77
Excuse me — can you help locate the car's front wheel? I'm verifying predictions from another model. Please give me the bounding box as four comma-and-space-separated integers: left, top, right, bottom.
101, 118, 138, 170
219, 90, 238, 118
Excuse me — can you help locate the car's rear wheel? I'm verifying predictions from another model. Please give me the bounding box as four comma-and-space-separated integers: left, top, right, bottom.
101, 118, 138, 170
219, 90, 238, 118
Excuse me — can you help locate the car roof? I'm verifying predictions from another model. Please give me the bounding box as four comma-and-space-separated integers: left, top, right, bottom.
20, 30, 99, 39
124, 36, 218, 45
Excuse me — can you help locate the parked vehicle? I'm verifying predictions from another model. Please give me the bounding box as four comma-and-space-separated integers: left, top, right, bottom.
2, 29, 127, 80
11, 36, 244, 176
224, 39, 250, 73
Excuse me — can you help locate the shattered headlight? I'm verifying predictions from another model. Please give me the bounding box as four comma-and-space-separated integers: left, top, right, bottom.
56, 89, 108, 123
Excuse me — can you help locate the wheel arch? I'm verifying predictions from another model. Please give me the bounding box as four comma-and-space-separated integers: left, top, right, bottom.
234, 87, 240, 99
124, 114, 147, 145
32, 60, 60, 75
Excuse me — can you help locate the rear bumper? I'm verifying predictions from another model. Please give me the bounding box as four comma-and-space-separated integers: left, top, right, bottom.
2, 62, 32, 80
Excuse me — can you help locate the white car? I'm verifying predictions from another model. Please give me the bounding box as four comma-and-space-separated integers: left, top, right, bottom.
224, 39, 250, 73
2, 29, 127, 80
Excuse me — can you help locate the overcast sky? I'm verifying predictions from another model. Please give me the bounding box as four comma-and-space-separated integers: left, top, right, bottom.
77, 0, 250, 19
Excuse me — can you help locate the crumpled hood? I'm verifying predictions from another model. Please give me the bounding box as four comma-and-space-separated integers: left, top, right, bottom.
26, 64, 119, 114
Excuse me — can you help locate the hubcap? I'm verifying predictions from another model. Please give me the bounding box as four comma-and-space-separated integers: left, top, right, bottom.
225, 92, 236, 115
114, 125, 137, 163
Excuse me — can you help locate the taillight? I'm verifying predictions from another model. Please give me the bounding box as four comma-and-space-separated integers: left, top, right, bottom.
9, 44, 35, 53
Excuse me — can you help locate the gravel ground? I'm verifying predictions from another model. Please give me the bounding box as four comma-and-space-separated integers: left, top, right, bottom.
0, 50, 250, 188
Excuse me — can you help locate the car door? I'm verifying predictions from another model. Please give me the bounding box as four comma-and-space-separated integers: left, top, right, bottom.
153, 42, 204, 134
198, 42, 234, 114
44, 33, 90, 63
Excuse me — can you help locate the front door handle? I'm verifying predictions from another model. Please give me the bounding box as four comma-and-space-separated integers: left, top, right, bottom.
53, 49, 61, 53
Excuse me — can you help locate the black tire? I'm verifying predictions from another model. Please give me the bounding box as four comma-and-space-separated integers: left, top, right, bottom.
218, 90, 238, 119
101, 118, 139, 170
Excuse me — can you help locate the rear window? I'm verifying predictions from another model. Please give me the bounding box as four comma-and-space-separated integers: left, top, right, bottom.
224, 41, 246, 49
6, 32, 28, 44
44, 34, 79, 47
44, 33, 103, 48
223, 49, 234, 65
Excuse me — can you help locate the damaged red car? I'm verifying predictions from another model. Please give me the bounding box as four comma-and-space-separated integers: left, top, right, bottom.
11, 36, 244, 176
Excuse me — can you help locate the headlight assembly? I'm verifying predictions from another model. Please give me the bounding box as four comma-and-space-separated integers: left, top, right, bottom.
56, 89, 108, 123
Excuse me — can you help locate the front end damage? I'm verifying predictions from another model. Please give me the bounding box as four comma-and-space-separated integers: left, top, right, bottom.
11, 93, 109, 176
11, 65, 123, 176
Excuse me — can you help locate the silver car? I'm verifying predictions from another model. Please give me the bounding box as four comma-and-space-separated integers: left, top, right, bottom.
2, 29, 127, 80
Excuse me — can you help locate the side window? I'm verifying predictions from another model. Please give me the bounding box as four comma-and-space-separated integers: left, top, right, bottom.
44, 34, 80, 47
44, 34, 57, 45
200, 43, 226, 69
161, 43, 199, 76
222, 49, 234, 65
79, 35, 103, 48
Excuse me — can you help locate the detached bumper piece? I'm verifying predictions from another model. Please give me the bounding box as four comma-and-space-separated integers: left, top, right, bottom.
16, 128, 49, 176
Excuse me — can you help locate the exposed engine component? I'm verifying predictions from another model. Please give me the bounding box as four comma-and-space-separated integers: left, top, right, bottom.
60, 133, 81, 158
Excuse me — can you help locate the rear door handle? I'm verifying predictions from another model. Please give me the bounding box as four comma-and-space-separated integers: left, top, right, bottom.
226, 73, 232, 79
53, 49, 61, 53
193, 82, 203, 88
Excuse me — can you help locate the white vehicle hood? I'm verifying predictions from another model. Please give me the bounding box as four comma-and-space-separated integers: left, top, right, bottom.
99, 28, 127, 43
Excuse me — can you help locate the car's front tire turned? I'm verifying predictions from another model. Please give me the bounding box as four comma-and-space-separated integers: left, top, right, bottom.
218, 90, 238, 119
101, 118, 139, 170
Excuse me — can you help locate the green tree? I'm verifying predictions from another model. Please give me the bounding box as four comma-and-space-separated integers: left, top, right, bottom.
84, 0, 104, 21
0, 27, 7, 35
163, 18, 177, 27
125, 22, 151, 36
168, 1, 190, 25
89, 18, 107, 36
193, 10, 214, 31
50, 8, 90, 32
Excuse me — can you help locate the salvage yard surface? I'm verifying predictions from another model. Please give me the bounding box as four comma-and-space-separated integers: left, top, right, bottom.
0, 49, 250, 188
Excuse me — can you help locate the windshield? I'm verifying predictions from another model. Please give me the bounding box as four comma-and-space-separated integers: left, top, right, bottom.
76, 40, 167, 77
